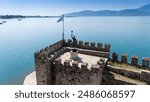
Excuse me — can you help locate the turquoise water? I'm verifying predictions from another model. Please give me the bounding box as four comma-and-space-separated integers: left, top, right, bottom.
0, 17, 150, 84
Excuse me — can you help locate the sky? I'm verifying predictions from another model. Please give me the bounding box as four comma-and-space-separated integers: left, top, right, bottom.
0, 0, 150, 16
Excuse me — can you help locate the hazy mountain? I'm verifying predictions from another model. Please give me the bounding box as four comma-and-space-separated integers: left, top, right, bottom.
66, 4, 150, 16
138, 4, 150, 13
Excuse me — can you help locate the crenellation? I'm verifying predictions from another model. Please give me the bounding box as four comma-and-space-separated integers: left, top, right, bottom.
81, 63, 88, 70
72, 61, 78, 67
84, 41, 89, 49
34, 51, 40, 59
54, 59, 103, 85
50, 45, 54, 53
49, 45, 53, 53
51, 44, 55, 52
79, 40, 83, 48
105, 43, 110, 52
112, 52, 118, 62
91, 64, 100, 71
64, 60, 70, 67
131, 56, 138, 66
57, 40, 62, 48
91, 42, 96, 49
121, 54, 128, 63
65, 40, 109, 52
54, 58, 61, 65
97, 58, 105, 65
142, 58, 150, 68
110, 53, 150, 68
71, 61, 79, 73
45, 47, 49, 52
53, 43, 57, 52
49, 40, 63, 54
97, 43, 103, 51
40, 49, 46, 54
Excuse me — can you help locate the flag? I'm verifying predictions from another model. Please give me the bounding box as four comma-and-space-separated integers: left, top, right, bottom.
57, 15, 64, 23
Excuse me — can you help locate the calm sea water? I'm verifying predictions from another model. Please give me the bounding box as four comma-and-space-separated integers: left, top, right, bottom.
0, 17, 150, 84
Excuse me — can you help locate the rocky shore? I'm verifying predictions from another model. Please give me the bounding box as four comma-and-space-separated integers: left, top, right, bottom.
23, 71, 37, 85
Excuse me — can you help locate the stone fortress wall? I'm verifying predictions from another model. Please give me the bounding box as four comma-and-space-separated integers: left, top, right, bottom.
109, 52, 150, 84
34, 39, 150, 85
112, 52, 149, 68
53, 58, 103, 85
34, 40, 110, 85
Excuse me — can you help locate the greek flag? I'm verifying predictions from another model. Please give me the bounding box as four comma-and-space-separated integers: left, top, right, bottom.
57, 15, 64, 23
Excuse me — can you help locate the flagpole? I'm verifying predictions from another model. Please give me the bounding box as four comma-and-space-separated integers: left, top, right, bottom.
57, 14, 65, 40
62, 16, 64, 40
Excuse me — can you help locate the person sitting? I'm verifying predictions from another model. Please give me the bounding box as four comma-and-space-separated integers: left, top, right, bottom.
71, 30, 77, 47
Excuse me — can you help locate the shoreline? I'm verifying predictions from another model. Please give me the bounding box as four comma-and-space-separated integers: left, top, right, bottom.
23, 71, 37, 85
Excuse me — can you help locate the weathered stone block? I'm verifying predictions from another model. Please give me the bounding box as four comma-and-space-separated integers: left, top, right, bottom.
53, 43, 58, 51
112, 52, 118, 62
97, 43, 103, 51
91, 64, 100, 72
64, 60, 70, 66
105, 43, 110, 52
79, 40, 83, 48
84, 41, 89, 48
131, 56, 138, 66
72, 61, 78, 67
121, 54, 128, 63
34, 51, 40, 59
40, 49, 46, 54
91, 42, 95, 49
49, 45, 53, 53
97, 58, 105, 65
55, 58, 61, 65
81, 63, 88, 70
142, 58, 150, 68
45, 47, 49, 52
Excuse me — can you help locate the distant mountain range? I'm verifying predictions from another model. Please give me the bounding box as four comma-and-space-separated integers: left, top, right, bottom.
66, 4, 150, 16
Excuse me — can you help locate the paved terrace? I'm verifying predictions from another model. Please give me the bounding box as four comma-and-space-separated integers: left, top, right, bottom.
57, 51, 108, 70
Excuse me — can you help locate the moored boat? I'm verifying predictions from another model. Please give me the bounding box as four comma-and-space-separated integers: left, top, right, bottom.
18, 18, 22, 21
2, 21, 6, 23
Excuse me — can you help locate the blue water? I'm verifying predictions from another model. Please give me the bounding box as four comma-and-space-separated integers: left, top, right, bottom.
0, 17, 150, 84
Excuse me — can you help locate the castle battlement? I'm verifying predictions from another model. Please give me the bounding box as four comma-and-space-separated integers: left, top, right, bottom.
53, 58, 103, 85
34, 40, 109, 85
64, 39, 110, 52
112, 52, 150, 68
34, 39, 149, 85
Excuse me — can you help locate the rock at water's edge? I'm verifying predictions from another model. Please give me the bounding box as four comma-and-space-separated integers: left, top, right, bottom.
23, 71, 37, 85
